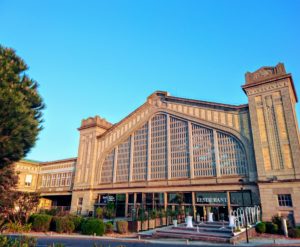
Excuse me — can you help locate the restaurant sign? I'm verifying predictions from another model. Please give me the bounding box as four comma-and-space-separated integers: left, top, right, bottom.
196, 192, 227, 205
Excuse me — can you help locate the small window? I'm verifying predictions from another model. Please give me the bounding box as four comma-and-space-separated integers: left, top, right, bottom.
78, 197, 83, 206
25, 174, 32, 186
278, 194, 293, 207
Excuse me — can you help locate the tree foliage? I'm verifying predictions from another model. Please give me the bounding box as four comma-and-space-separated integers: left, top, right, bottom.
0, 45, 44, 168
0, 45, 44, 229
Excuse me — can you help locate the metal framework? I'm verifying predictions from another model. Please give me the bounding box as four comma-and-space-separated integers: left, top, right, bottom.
100, 113, 248, 184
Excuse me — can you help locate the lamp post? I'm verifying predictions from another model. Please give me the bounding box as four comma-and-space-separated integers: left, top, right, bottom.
239, 179, 249, 244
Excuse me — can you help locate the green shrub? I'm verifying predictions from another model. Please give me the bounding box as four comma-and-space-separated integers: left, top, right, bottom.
31, 214, 52, 232
266, 222, 279, 234
4, 222, 31, 233
52, 216, 75, 233
288, 228, 300, 238
40, 208, 60, 216
158, 210, 166, 218
150, 210, 157, 219
105, 222, 114, 233
96, 207, 103, 219
116, 221, 128, 234
255, 222, 266, 233
104, 202, 116, 219
81, 218, 105, 236
67, 214, 83, 231
0, 235, 37, 247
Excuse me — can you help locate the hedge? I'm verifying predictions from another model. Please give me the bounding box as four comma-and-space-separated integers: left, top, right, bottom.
52, 216, 75, 233
288, 228, 300, 238
255, 222, 266, 233
105, 222, 114, 233
266, 222, 279, 234
116, 221, 128, 234
81, 219, 105, 236
66, 214, 83, 231
31, 214, 52, 232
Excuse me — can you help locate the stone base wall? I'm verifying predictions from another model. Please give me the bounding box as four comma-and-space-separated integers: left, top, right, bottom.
258, 181, 300, 226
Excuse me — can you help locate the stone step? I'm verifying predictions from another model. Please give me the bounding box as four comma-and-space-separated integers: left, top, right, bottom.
154, 230, 232, 243
156, 228, 232, 237
174, 226, 233, 234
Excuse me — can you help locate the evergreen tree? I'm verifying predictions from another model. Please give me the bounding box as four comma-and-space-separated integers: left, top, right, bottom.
0, 45, 44, 168
0, 45, 44, 227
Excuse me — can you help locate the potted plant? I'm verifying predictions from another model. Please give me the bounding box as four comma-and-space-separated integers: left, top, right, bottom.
148, 210, 157, 229
171, 210, 178, 227
156, 210, 166, 227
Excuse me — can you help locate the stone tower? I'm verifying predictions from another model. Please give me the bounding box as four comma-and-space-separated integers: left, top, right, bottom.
71, 116, 112, 214
243, 63, 300, 222
243, 63, 300, 180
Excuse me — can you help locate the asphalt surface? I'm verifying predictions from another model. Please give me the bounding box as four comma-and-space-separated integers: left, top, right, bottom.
8, 236, 227, 247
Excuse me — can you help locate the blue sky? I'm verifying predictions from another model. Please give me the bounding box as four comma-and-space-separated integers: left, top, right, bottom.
1, 0, 300, 161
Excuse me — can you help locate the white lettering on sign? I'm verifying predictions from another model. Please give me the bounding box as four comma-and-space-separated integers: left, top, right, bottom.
196, 197, 227, 204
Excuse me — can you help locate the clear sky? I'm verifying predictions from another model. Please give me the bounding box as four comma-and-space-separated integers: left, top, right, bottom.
1, 0, 300, 162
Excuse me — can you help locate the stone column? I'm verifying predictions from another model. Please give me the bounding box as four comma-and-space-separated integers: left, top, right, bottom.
164, 192, 168, 211
192, 191, 196, 219
227, 191, 231, 218
112, 146, 118, 183
125, 192, 129, 217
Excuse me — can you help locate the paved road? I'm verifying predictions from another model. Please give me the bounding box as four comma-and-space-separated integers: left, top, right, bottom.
10, 236, 225, 247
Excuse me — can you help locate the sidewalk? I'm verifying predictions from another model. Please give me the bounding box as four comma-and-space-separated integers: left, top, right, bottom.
4, 232, 300, 246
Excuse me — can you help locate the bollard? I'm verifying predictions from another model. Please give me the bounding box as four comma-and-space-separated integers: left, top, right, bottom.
186, 239, 189, 245
281, 218, 288, 237
138, 235, 141, 240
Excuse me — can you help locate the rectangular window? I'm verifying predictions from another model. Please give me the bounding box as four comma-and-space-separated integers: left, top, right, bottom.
278, 194, 293, 207
56, 173, 61, 187
61, 173, 66, 186
77, 197, 83, 215
51, 174, 56, 187
78, 197, 83, 206
46, 175, 51, 187
25, 174, 32, 187
42, 175, 46, 187
66, 172, 72, 186
128, 193, 134, 204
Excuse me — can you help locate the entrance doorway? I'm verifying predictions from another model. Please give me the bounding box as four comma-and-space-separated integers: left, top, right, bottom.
195, 205, 228, 221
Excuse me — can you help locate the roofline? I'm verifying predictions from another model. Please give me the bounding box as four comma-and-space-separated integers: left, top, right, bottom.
164, 95, 248, 111
97, 92, 249, 140
40, 157, 77, 165
20, 159, 41, 165
97, 102, 149, 139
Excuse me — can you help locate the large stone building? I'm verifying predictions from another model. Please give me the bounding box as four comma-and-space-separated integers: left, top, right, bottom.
15, 63, 300, 225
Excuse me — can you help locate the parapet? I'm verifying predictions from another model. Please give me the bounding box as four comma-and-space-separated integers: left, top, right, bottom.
78, 115, 113, 131
245, 63, 286, 84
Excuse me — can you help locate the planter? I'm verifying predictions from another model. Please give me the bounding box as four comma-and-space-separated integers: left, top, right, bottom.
148, 219, 155, 229
155, 218, 161, 227
167, 216, 173, 225
186, 216, 193, 228
128, 220, 149, 232
173, 219, 178, 227
156, 217, 166, 226
208, 212, 214, 222
141, 220, 148, 231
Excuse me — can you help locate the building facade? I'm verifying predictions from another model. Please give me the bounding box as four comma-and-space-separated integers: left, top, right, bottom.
15, 63, 300, 225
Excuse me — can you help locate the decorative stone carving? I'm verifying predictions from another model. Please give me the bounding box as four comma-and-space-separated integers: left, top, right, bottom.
244, 80, 288, 96
245, 63, 286, 84
79, 116, 113, 130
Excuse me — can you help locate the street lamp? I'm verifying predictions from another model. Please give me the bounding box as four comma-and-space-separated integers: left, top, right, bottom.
239, 179, 249, 244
